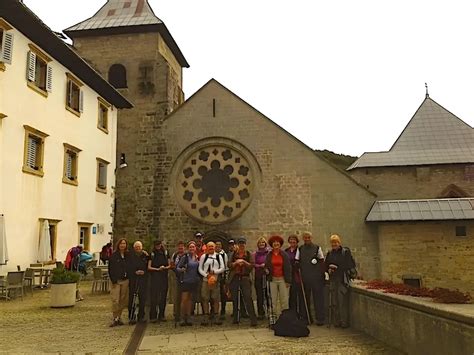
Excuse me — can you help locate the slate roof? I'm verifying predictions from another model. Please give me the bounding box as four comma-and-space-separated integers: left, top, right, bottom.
366, 198, 474, 222
65, 0, 161, 31
348, 97, 474, 170
64, 0, 189, 68
0, 0, 132, 108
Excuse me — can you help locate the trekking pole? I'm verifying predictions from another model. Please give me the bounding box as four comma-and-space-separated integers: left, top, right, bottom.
327, 278, 332, 329
267, 277, 276, 327
298, 269, 311, 325
237, 277, 242, 324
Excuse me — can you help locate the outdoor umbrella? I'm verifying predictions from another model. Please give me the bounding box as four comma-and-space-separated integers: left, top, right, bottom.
38, 219, 52, 263
0, 214, 8, 265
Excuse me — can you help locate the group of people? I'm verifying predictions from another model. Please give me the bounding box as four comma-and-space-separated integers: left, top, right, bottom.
107, 231, 356, 329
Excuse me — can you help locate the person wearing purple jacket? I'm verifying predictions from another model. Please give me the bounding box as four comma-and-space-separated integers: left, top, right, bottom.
253, 237, 270, 319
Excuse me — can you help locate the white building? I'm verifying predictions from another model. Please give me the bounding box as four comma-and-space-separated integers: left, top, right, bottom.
0, 0, 132, 271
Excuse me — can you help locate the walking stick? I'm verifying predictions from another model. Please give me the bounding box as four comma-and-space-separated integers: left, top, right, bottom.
266, 277, 276, 327
328, 278, 333, 329
237, 276, 242, 323
298, 269, 311, 325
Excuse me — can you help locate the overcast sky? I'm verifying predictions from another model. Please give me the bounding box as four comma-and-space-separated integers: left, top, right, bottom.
23, 0, 474, 156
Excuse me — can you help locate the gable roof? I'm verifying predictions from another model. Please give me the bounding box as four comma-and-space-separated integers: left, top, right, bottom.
64, 0, 189, 68
0, 0, 132, 109
166, 78, 377, 197
348, 97, 474, 170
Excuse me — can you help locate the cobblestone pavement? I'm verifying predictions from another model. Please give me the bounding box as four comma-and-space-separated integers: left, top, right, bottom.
140, 314, 402, 355
0, 281, 133, 354
0, 283, 401, 354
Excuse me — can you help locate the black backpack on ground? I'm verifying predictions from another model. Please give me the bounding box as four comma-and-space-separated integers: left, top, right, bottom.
273, 309, 310, 338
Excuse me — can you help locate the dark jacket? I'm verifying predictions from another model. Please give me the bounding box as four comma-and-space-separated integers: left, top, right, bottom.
264, 250, 292, 284
149, 248, 169, 277
108, 251, 129, 284
127, 251, 149, 280
325, 247, 356, 282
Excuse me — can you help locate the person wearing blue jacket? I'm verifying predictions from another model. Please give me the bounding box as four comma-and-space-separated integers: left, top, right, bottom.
176, 241, 200, 326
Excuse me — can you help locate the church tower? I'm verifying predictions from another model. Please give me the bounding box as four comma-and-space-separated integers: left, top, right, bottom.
65, 0, 189, 241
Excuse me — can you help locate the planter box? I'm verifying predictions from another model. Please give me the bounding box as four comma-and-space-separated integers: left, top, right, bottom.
50, 283, 76, 308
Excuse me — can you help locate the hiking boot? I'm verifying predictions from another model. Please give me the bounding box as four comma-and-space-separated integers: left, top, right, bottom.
180, 321, 187, 327
219, 314, 226, 321
117, 319, 124, 326
109, 320, 119, 327
257, 315, 265, 320
185, 321, 193, 326
316, 321, 324, 326
201, 319, 209, 326
150, 318, 158, 323
232, 319, 239, 325
340, 323, 349, 329
159, 317, 167, 322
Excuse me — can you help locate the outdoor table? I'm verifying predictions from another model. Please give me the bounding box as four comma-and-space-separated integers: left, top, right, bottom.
29, 266, 54, 288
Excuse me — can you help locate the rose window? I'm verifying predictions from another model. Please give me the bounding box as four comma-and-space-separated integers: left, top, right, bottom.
175, 146, 254, 224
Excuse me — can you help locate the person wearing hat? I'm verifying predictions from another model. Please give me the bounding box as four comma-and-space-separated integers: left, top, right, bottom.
148, 240, 170, 322
264, 235, 292, 319
194, 232, 207, 259
228, 237, 258, 326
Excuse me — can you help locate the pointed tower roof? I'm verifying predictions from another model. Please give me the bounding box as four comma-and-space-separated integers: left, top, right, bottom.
64, 0, 188, 67
348, 97, 474, 170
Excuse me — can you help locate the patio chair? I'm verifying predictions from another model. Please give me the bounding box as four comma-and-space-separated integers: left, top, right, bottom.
3, 271, 25, 300
24, 268, 35, 295
91, 267, 109, 293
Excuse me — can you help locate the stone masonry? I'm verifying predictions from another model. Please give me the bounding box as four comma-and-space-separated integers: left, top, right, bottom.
377, 221, 474, 294
72, 33, 183, 241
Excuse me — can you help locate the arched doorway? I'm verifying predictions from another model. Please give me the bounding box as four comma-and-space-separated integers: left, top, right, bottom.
203, 230, 231, 251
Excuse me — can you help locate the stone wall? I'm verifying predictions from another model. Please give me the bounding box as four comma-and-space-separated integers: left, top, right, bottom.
158, 80, 381, 279
377, 221, 474, 294
350, 164, 474, 200
351, 284, 474, 355
72, 32, 183, 241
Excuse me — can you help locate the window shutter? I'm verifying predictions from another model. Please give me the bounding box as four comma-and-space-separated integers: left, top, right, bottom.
66, 152, 73, 179
27, 136, 38, 169
46, 65, 53, 92
67, 81, 72, 107
79, 90, 84, 112
98, 163, 107, 188
26, 51, 36, 82
1, 32, 14, 65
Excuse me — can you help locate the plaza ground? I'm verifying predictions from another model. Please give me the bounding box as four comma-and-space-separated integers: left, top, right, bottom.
0, 282, 401, 354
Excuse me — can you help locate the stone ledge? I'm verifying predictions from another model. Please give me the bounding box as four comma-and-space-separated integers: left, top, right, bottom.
351, 283, 474, 327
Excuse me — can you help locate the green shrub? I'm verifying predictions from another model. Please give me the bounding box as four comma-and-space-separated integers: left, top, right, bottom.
51, 267, 81, 284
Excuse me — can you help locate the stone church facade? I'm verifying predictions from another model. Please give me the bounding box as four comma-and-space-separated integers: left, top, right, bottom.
65, 0, 380, 280
65, 0, 474, 290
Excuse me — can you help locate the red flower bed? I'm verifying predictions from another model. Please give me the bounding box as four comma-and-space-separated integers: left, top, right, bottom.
364, 280, 472, 304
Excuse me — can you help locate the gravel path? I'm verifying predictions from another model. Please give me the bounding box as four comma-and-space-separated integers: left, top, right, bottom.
0, 281, 133, 354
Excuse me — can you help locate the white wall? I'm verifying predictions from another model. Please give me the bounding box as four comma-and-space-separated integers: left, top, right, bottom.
0, 25, 117, 271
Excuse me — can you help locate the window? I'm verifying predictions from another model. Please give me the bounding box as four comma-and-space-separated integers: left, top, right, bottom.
63, 143, 81, 186
0, 19, 14, 70
23, 125, 48, 177
97, 98, 110, 133
66, 73, 83, 116
455, 226, 467, 237
96, 158, 109, 193
78, 223, 92, 251
26, 44, 52, 96
108, 64, 127, 88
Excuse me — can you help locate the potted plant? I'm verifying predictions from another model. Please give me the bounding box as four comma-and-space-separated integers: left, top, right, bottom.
50, 267, 81, 308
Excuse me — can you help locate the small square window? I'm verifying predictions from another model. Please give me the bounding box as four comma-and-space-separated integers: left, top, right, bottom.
63, 144, 81, 186
455, 226, 467, 237
96, 158, 109, 193
66, 78, 83, 115
97, 98, 110, 133
22, 125, 48, 177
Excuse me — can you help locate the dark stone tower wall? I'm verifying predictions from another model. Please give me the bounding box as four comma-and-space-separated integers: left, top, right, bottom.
71, 32, 183, 243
